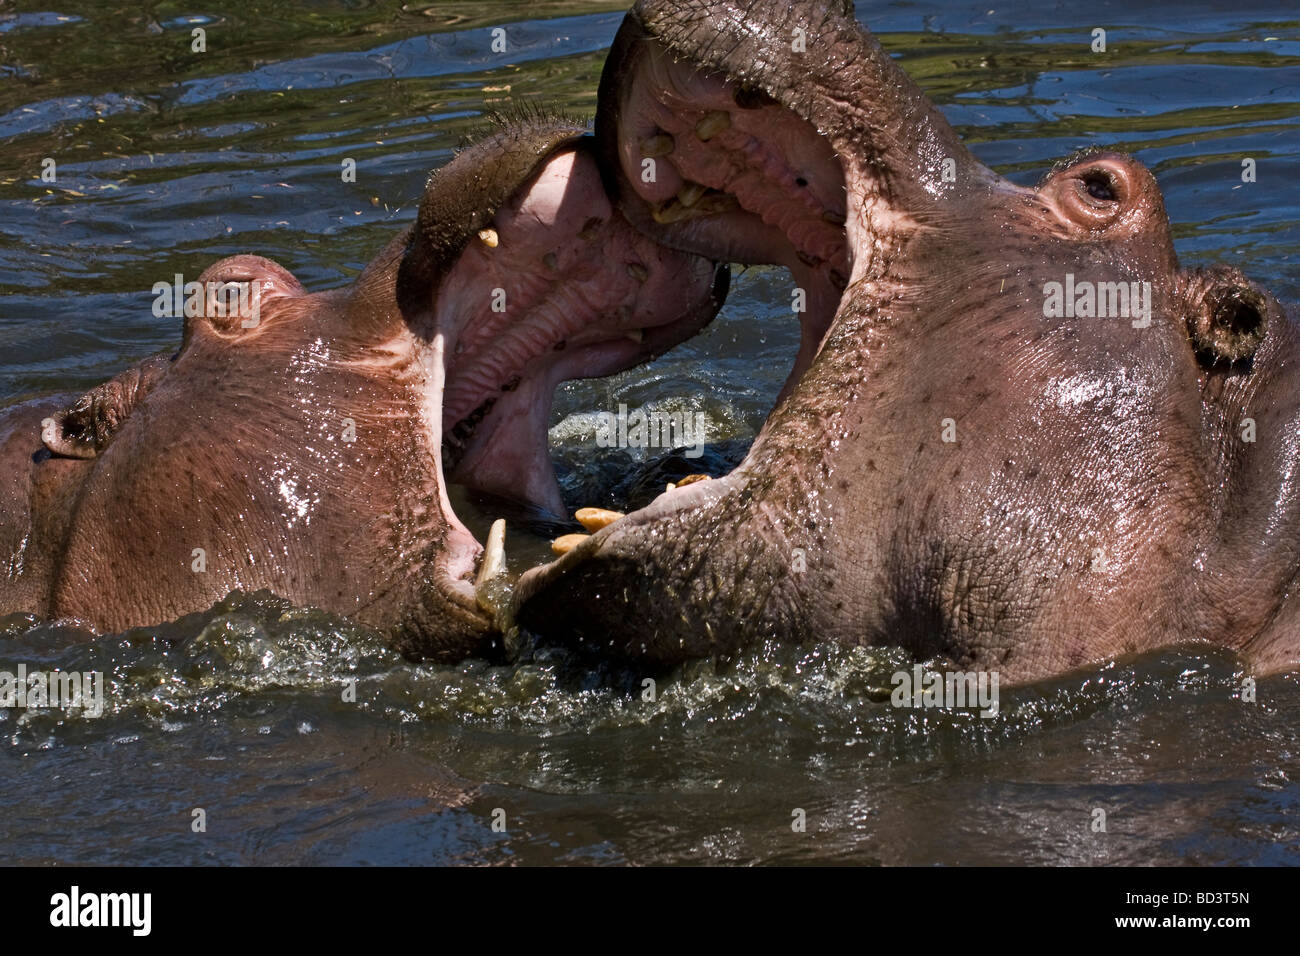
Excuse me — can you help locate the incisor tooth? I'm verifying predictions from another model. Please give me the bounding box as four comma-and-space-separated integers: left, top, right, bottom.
474, 518, 506, 589
551, 533, 589, 556
640, 133, 675, 157
695, 110, 731, 141
676, 473, 711, 487
677, 181, 706, 208
477, 228, 499, 248
653, 191, 739, 224
575, 507, 624, 532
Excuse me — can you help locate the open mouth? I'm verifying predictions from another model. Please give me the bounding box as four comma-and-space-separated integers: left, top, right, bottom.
597, 20, 851, 400
511, 18, 865, 602
411, 129, 728, 640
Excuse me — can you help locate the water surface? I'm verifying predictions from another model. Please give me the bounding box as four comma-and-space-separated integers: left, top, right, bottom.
1, 0, 1298, 864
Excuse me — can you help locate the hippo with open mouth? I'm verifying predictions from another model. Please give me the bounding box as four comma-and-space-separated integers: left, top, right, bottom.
0, 116, 727, 660
515, 0, 1300, 684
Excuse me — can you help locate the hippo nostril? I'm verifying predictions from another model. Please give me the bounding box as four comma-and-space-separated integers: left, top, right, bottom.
1185, 268, 1270, 367
1218, 294, 1265, 340
1082, 170, 1116, 202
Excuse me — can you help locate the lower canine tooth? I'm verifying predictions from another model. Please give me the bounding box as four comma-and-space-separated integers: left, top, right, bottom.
624, 329, 644, 343
477, 228, 499, 248
640, 133, 675, 157
627, 262, 648, 282
474, 518, 507, 589
695, 110, 731, 141
551, 533, 589, 556
575, 507, 624, 532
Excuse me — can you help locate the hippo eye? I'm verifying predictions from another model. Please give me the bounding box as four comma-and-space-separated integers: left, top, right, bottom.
1081, 169, 1116, 202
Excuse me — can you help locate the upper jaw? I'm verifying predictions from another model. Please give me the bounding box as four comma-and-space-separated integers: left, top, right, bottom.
613, 0, 988, 211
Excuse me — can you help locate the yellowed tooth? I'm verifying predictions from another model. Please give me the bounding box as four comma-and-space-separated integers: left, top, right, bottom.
474, 518, 507, 590
640, 133, 675, 157
677, 181, 707, 208
543, 251, 559, 271
551, 533, 589, 556
627, 262, 648, 282
575, 507, 624, 532
676, 473, 712, 487
666, 482, 677, 492
624, 328, 644, 344
477, 227, 499, 248
652, 191, 738, 224
652, 199, 690, 224
695, 110, 731, 141
474, 518, 508, 614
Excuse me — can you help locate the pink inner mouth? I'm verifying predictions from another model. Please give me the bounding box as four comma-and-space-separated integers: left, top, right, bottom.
602, 37, 852, 401
422, 142, 725, 596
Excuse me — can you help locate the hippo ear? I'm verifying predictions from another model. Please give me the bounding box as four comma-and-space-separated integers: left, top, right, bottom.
180, 255, 304, 347
41, 354, 171, 459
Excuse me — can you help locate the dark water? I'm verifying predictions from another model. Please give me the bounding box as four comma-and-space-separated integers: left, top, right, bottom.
1, 0, 1298, 865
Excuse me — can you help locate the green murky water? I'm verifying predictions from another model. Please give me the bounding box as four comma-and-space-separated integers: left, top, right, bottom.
1, 0, 1298, 864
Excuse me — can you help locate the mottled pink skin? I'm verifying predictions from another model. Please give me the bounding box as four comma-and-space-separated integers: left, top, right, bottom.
516, 0, 1300, 684
0, 125, 726, 660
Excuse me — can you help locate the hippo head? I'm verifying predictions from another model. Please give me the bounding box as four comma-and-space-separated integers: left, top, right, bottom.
31, 116, 726, 660
515, 1, 1300, 683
